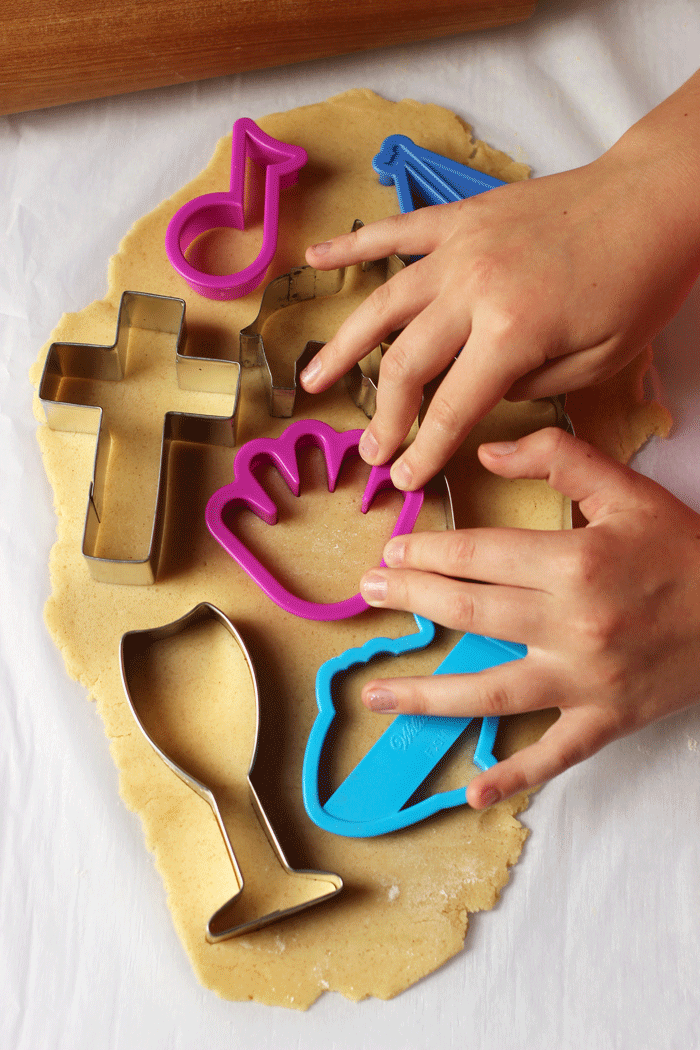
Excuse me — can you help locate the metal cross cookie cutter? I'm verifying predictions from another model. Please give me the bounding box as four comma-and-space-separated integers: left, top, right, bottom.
205, 418, 424, 621
120, 602, 343, 941
372, 133, 506, 214
238, 221, 404, 418
38, 290, 240, 585
165, 117, 308, 300
302, 614, 526, 838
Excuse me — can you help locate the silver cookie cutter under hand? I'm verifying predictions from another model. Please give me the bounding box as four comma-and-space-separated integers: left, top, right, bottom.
38, 290, 240, 585
239, 221, 403, 418
120, 602, 343, 941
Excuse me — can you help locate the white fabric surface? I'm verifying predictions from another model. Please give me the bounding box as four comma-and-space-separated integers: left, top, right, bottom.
2, 1, 699, 1046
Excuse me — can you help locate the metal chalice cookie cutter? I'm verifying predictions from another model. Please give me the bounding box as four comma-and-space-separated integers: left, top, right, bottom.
205, 418, 424, 621
120, 602, 343, 941
38, 290, 240, 585
238, 221, 404, 418
165, 117, 308, 300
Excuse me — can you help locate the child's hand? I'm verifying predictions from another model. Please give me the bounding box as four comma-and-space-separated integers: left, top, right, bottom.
301, 75, 700, 492
357, 428, 700, 807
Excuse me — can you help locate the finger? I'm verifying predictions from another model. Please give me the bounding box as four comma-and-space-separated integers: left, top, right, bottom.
299, 257, 437, 396
362, 298, 476, 466
361, 653, 562, 718
465, 707, 615, 808
360, 567, 551, 645
382, 527, 564, 592
305, 208, 450, 271
478, 426, 651, 522
389, 323, 533, 490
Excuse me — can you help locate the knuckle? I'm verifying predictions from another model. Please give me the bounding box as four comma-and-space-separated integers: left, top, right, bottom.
405, 687, 430, 717
535, 426, 571, 481
574, 604, 625, 652
425, 394, 462, 441
391, 571, 411, 609
540, 424, 568, 456
557, 715, 614, 773
447, 531, 477, 573
591, 659, 634, 714
485, 304, 523, 348
348, 223, 367, 253
366, 278, 395, 323
554, 735, 590, 774
468, 252, 503, 296
379, 341, 417, 387
452, 196, 475, 219
446, 588, 478, 632
474, 684, 512, 718
561, 531, 604, 588
601, 700, 636, 736
500, 767, 530, 797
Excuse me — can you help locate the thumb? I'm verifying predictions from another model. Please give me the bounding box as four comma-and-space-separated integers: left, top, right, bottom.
477, 426, 652, 524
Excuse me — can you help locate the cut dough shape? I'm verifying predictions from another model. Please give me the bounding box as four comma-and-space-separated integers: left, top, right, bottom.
30, 90, 669, 1009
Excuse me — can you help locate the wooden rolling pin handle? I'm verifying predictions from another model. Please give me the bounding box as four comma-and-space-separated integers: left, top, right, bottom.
0, 0, 536, 115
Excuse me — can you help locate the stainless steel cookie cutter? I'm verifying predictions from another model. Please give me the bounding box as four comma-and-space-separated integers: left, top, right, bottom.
38, 290, 240, 585
120, 602, 343, 941
239, 221, 403, 418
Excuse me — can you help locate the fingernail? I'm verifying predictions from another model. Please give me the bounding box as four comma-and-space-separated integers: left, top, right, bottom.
390, 459, 413, 490
309, 240, 332, 255
383, 539, 406, 567
366, 688, 397, 712
481, 441, 519, 457
479, 787, 501, 808
300, 356, 322, 387
361, 571, 388, 603
359, 429, 379, 462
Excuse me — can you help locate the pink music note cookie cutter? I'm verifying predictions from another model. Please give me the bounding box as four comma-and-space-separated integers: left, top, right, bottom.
205, 419, 424, 620
165, 117, 308, 300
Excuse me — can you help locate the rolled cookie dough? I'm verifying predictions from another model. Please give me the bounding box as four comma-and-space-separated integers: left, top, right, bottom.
31, 90, 670, 1009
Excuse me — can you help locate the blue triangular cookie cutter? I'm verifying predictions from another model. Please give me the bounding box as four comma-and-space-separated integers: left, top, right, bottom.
372, 133, 505, 214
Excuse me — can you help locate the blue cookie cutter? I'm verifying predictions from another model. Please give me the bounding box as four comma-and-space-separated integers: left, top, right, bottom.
303, 615, 526, 837
372, 133, 506, 214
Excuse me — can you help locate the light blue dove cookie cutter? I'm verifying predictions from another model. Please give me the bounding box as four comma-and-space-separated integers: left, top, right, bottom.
303, 614, 527, 838
372, 133, 506, 214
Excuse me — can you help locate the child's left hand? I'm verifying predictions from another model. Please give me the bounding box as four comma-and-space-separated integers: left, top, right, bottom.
359, 428, 700, 807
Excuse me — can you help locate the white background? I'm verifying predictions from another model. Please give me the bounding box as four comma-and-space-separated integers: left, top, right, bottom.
1, 1, 699, 1047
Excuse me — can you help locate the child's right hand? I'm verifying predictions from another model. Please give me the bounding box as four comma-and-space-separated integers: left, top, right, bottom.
357, 428, 700, 806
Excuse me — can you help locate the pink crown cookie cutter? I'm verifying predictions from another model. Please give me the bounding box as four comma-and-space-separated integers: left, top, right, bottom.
165, 117, 308, 300
205, 419, 424, 620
